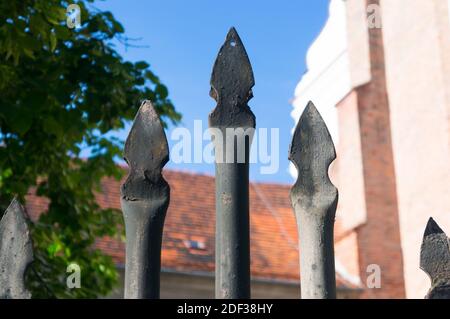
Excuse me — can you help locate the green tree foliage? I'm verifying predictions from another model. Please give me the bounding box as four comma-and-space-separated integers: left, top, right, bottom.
0, 0, 181, 298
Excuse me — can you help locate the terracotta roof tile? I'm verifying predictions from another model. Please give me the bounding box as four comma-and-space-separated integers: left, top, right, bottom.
25, 169, 357, 289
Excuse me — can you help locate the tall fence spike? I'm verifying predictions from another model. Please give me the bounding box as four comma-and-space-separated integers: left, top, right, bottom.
121, 100, 170, 299
420, 217, 450, 299
288, 101, 338, 299
0, 198, 34, 299
209, 27, 255, 299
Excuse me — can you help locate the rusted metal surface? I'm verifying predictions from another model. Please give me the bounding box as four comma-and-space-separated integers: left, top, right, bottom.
121, 100, 170, 299
209, 27, 255, 299
0, 198, 34, 299
420, 217, 450, 299
288, 101, 338, 299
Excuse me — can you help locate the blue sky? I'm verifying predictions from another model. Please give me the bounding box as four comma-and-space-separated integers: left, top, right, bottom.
95, 0, 329, 184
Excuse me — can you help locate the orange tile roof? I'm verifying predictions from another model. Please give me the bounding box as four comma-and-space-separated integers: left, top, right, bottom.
25, 169, 357, 289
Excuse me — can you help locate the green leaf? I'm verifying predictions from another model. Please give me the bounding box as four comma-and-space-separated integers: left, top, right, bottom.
47, 242, 62, 257
156, 84, 168, 99
112, 21, 124, 33
23, 48, 35, 59
10, 110, 33, 135
145, 70, 159, 83
43, 117, 62, 135
50, 33, 57, 52
54, 25, 71, 40
135, 61, 149, 69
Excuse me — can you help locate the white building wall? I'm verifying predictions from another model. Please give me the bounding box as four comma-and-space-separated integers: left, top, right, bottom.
290, 0, 351, 178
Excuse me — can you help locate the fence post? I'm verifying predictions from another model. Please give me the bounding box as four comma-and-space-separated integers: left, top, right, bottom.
0, 198, 34, 299
288, 101, 338, 299
209, 27, 255, 299
121, 100, 170, 299
420, 217, 450, 299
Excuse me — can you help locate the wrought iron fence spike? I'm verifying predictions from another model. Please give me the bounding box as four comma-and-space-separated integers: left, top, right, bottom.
289, 101, 336, 178
423, 217, 444, 236
0, 198, 34, 299
122, 100, 169, 200
210, 27, 255, 129
121, 100, 170, 299
420, 217, 450, 299
289, 101, 338, 299
210, 28, 254, 299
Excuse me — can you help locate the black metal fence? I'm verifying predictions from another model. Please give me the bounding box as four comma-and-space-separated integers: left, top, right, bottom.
0, 28, 449, 299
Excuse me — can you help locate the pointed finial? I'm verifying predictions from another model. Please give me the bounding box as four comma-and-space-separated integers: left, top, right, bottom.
120, 100, 170, 299
423, 217, 444, 237
288, 101, 338, 299
121, 100, 169, 201
420, 217, 450, 299
289, 101, 337, 199
0, 198, 34, 299
209, 27, 255, 129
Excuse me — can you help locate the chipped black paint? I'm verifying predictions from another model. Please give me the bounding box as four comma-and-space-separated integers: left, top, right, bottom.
121, 100, 170, 299
209, 28, 254, 299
